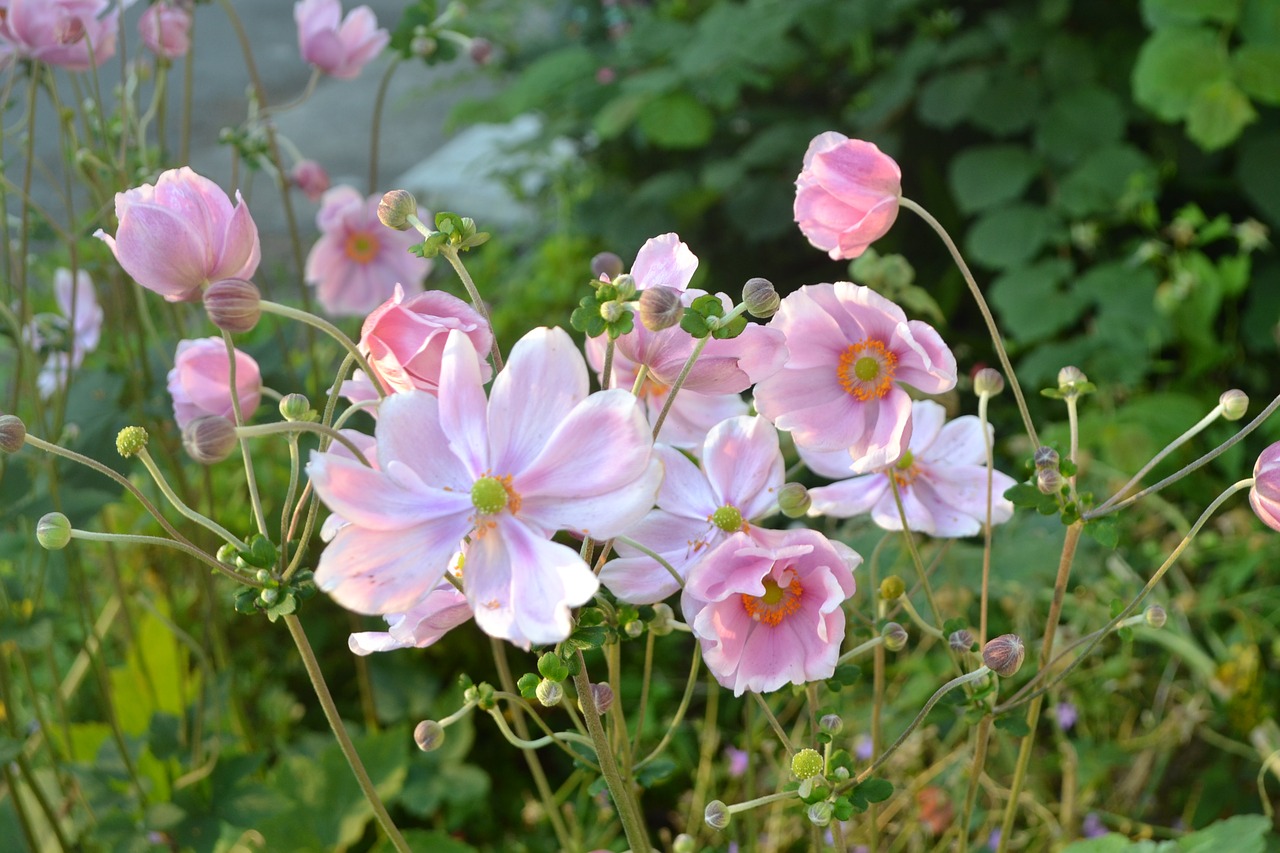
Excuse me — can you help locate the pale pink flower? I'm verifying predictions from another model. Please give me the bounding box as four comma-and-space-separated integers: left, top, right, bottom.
305, 185, 431, 316
600, 416, 784, 604
359, 285, 492, 395
290, 159, 330, 202
307, 327, 662, 648
349, 554, 471, 655
803, 400, 1016, 537
167, 337, 261, 430
294, 0, 388, 80
1250, 442, 1280, 532
336, 369, 379, 408
0, 0, 118, 71
95, 167, 260, 302
138, 1, 191, 60
753, 282, 956, 473
795, 132, 901, 260
682, 528, 859, 696
33, 268, 103, 398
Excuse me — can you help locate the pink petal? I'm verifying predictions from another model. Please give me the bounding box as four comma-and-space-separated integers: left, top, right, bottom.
631, 233, 698, 291
807, 474, 887, 518
489, 327, 588, 475
653, 444, 718, 519
599, 511, 718, 604
308, 452, 469, 529
921, 414, 989, 466
702, 417, 784, 520
891, 320, 958, 395
436, 331, 491, 475
315, 524, 464, 615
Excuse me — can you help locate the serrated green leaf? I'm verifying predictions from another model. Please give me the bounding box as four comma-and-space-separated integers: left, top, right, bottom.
1055, 144, 1157, 217
1085, 517, 1120, 549
966, 205, 1060, 270
1036, 86, 1127, 165
1233, 44, 1280, 103
948, 145, 1040, 214
1133, 27, 1231, 121
988, 258, 1082, 341
1177, 815, 1270, 852
1186, 78, 1257, 149
594, 94, 646, 140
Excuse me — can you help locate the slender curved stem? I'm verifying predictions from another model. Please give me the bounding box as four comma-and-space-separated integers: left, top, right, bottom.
237, 422, 371, 467
484, 708, 596, 753
67, 529, 257, 587
259, 301, 386, 400
368, 56, 401, 193
221, 331, 268, 536
837, 635, 886, 666
634, 643, 702, 770
652, 336, 709, 440
614, 535, 683, 588
1096, 403, 1224, 513
752, 694, 795, 755
978, 390, 995, 646
136, 447, 249, 550
439, 245, 505, 373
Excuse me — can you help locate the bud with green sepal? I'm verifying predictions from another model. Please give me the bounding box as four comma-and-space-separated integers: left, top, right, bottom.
204, 278, 261, 334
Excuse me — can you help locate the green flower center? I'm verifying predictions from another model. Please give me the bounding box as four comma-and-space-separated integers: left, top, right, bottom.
471, 477, 510, 515
710, 505, 744, 533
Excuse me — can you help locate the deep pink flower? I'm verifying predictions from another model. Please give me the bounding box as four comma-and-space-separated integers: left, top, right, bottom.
359, 285, 492, 395
795, 132, 901, 260
307, 327, 662, 648
167, 337, 261, 430
305, 185, 431, 316
1250, 442, 1280, 532
682, 528, 859, 696
600, 416, 784, 604
138, 1, 191, 60
753, 282, 956, 472
803, 400, 1015, 537
290, 159, 331, 202
95, 167, 260, 302
0, 0, 118, 71
294, 0, 388, 80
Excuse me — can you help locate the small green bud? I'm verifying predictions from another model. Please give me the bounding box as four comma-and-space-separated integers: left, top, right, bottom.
673, 834, 696, 853
535, 678, 563, 707
279, 393, 313, 422
116, 426, 149, 458
611, 273, 637, 300
819, 714, 843, 735
882, 621, 908, 652
259, 587, 279, 606
791, 748, 824, 780
377, 189, 418, 230
0, 414, 26, 453
624, 619, 644, 638
36, 512, 72, 550
704, 800, 730, 830
650, 602, 675, 636
414, 719, 445, 752
807, 801, 834, 827
973, 367, 1005, 397
777, 482, 812, 518
880, 576, 905, 601
1144, 604, 1167, 628
203, 278, 261, 334
949, 628, 975, 653
255, 569, 271, 584
217, 543, 237, 563
182, 416, 238, 464
1220, 389, 1248, 421
638, 286, 683, 331
742, 277, 780, 318
600, 300, 625, 324
591, 251, 624, 281
982, 633, 1025, 677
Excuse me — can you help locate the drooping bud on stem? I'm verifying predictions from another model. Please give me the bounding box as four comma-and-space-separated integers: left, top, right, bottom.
414, 720, 445, 752
882, 621, 908, 652
1220, 389, 1248, 421
949, 628, 975, 653
203, 278, 261, 334
1144, 604, 1167, 628
377, 190, 418, 230
880, 576, 905, 601
982, 633, 1025, 677
182, 416, 238, 464
974, 367, 1005, 397
819, 714, 843, 735
638, 286, 683, 331
704, 800, 730, 830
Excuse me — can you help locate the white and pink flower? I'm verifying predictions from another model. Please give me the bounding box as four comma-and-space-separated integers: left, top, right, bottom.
167, 337, 261, 430
294, 0, 388, 80
803, 400, 1016, 537
795, 132, 901, 261
682, 528, 859, 696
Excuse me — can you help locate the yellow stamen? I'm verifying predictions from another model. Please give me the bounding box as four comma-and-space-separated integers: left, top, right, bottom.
837, 339, 897, 400
741, 573, 804, 626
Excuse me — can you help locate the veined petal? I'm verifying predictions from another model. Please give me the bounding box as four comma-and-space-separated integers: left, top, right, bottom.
315, 523, 467, 615
521, 456, 664, 539
308, 452, 465, 529
807, 474, 888, 518
437, 331, 491, 475
489, 327, 589, 475
922, 414, 991, 466
375, 391, 473, 490
654, 444, 718, 519
631, 233, 698, 291
703, 416, 784, 519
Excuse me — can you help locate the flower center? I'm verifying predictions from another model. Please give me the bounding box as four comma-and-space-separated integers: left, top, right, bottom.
471, 475, 520, 516
837, 339, 897, 400
710, 505, 744, 533
344, 231, 380, 264
890, 450, 918, 489
741, 572, 804, 626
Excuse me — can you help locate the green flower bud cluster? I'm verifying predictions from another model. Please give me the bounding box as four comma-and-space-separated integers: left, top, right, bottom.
411, 211, 490, 258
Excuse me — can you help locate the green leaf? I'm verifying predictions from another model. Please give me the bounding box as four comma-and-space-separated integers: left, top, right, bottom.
1177, 815, 1271, 852
1186, 78, 1257, 149
994, 715, 1032, 736
852, 778, 894, 803
516, 672, 539, 699
1035, 86, 1127, 165
1055, 145, 1157, 218
1236, 131, 1280, 228
966, 205, 1060, 270
917, 67, 988, 128
0, 735, 24, 764
969, 73, 1043, 136
637, 93, 715, 150
1084, 517, 1120, 549
1142, 0, 1243, 27
988, 258, 1082, 340
1240, 0, 1280, 45
1133, 27, 1231, 121
537, 652, 569, 682
948, 145, 1040, 214
636, 757, 676, 788
1233, 44, 1280, 102
593, 94, 646, 140
565, 625, 612, 651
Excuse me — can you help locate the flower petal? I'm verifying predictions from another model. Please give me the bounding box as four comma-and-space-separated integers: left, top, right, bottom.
489, 327, 588, 475
315, 523, 466, 615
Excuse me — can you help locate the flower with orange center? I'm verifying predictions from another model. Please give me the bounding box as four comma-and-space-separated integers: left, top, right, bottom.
344, 231, 380, 264
682, 528, 859, 696
755, 282, 956, 474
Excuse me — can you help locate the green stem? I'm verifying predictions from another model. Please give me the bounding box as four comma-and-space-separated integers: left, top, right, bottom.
258, 300, 386, 399
368, 56, 401, 193
67, 528, 257, 587
221, 331, 268, 536
634, 643, 702, 770
752, 693, 796, 754
836, 635, 886, 665
237, 422, 371, 467
977, 390, 995, 646
651, 335, 710, 440
136, 447, 249, 550
614, 535, 683, 588
1095, 403, 1225, 514
439, 245, 504, 373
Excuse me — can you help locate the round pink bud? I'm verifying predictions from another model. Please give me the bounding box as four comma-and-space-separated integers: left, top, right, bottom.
638, 286, 683, 331
1249, 442, 1280, 532
982, 634, 1025, 677
204, 278, 261, 334
139, 1, 192, 61
742, 277, 780, 318
882, 621, 908, 652
794, 132, 901, 260
591, 251, 623, 280
414, 720, 445, 752
468, 37, 493, 65
377, 189, 418, 231
291, 160, 331, 203
0, 414, 26, 453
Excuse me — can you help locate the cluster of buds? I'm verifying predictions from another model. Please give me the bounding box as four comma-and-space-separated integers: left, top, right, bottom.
1034, 445, 1063, 496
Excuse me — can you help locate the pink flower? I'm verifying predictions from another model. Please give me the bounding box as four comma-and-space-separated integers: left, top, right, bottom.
304, 185, 431, 316
349, 554, 471, 655
290, 159, 331, 202
167, 337, 261, 430
600, 416, 784, 604
1250, 442, 1280, 532
294, 0, 388, 80
95, 167, 260, 302
682, 528, 859, 696
0, 0, 119, 71
753, 282, 956, 472
33, 268, 103, 398
307, 327, 662, 648
138, 1, 191, 60
359, 285, 492, 395
803, 400, 1016, 537
795, 132, 901, 260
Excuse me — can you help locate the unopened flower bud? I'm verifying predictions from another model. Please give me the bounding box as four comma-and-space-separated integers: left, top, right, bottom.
638, 286, 683, 331
116, 426, 149, 458
882, 621, 908, 652
468, 36, 493, 64
742, 277, 780, 318
807, 801, 834, 827
982, 633, 1025, 677
1033, 446, 1059, 469
880, 576, 905, 601
182, 416, 238, 464
535, 678, 563, 707
949, 628, 975, 653
777, 482, 812, 518
377, 190, 418, 230
673, 834, 696, 853
974, 367, 1005, 397
791, 747, 824, 780
411, 34, 436, 56
600, 300, 625, 324
611, 273, 637, 300
279, 393, 312, 422
1057, 365, 1088, 396
36, 512, 72, 550
259, 587, 279, 606
0, 414, 26, 453
819, 714, 843, 735
203, 278, 261, 334
1144, 604, 1167, 628
414, 719, 445, 752
591, 682, 614, 715
1037, 466, 1063, 495
650, 602, 675, 636
1220, 389, 1248, 421
624, 619, 644, 638
591, 252, 624, 280
704, 800, 730, 830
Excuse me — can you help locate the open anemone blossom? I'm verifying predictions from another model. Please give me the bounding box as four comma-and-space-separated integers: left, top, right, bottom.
600, 416, 785, 604
753, 282, 956, 473
307, 327, 662, 648
682, 528, 860, 696
304, 185, 431, 316
801, 400, 1016, 537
